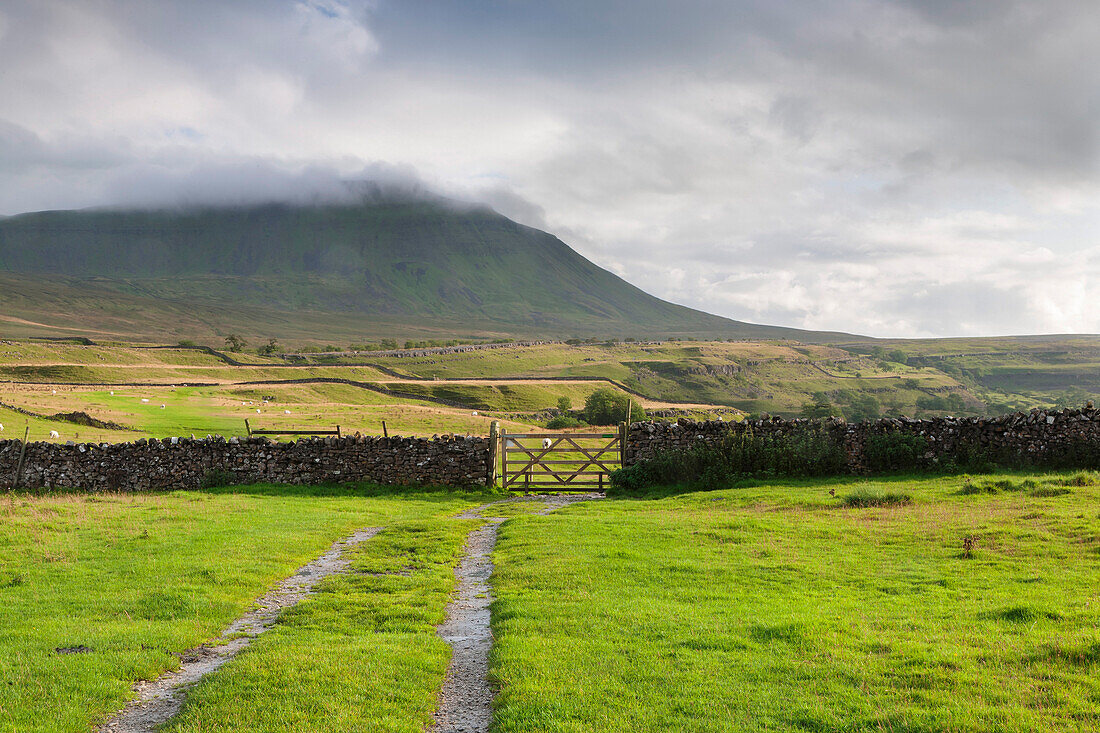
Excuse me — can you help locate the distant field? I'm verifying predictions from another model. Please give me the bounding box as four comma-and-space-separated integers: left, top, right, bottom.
2, 336, 1100, 442
0, 382, 538, 442
492, 473, 1100, 732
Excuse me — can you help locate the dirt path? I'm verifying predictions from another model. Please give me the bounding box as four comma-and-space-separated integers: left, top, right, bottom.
431, 494, 600, 733
97, 528, 381, 733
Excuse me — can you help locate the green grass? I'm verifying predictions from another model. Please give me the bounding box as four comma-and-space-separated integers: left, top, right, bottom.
164, 516, 477, 732
0, 484, 494, 732
490, 473, 1100, 732
0, 403, 133, 443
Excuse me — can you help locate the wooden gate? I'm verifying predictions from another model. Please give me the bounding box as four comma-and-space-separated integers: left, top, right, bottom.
500, 429, 623, 492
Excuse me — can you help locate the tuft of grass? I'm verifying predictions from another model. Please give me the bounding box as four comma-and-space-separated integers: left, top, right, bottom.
1056, 471, 1098, 487
986, 605, 1063, 623
1030, 486, 1072, 497
842, 488, 912, 508
958, 478, 1027, 495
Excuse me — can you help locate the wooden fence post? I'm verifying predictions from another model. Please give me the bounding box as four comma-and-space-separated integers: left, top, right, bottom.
619, 421, 627, 467
487, 421, 500, 488
245, 418, 252, 437
382, 420, 389, 438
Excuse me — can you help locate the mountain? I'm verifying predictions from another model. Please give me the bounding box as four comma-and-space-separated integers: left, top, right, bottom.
0, 197, 848, 343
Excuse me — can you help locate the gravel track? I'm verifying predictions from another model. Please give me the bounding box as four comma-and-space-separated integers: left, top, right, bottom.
431, 493, 601, 733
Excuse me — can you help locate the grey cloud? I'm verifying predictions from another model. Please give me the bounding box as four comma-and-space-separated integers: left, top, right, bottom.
883, 281, 1037, 337
101, 159, 432, 210
1, 0, 1099, 336
0, 120, 131, 172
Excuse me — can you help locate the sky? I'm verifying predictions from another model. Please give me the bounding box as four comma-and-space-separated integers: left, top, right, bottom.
1, 0, 1098, 338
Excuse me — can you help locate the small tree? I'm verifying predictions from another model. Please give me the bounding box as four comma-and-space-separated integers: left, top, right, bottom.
800, 392, 840, 420
556, 395, 573, 412
583, 388, 646, 425
258, 338, 282, 356
224, 334, 246, 353
843, 393, 880, 422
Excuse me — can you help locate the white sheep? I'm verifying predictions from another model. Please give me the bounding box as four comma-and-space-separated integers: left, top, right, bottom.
160, 405, 165, 409
542, 438, 553, 449
256, 409, 261, 414
49, 430, 60, 439
471, 410, 478, 416
109, 391, 114, 395
141, 398, 150, 403
284, 410, 291, 415
0, 423, 4, 432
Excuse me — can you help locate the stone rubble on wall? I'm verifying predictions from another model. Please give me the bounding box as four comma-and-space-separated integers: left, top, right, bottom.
0, 434, 490, 492
626, 407, 1100, 472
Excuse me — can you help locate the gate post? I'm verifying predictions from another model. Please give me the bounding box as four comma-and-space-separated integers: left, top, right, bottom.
619, 421, 627, 467
487, 421, 500, 488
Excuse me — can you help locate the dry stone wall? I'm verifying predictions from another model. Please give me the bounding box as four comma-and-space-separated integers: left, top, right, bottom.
627, 407, 1100, 472
8, 407, 1100, 493
0, 435, 490, 492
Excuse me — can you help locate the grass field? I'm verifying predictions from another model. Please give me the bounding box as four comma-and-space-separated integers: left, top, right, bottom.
0, 485, 493, 733
0, 382, 540, 442
4, 472, 1100, 730
490, 473, 1100, 732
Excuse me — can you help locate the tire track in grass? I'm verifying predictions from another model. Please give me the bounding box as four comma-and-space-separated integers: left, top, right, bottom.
97, 527, 382, 733
432, 494, 601, 733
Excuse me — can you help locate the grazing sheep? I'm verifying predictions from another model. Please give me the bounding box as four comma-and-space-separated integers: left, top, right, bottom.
471, 410, 478, 416
140, 398, 150, 403
256, 409, 261, 414
109, 391, 114, 395
542, 438, 553, 449
49, 430, 60, 439
284, 410, 291, 415
160, 405, 165, 409
0, 423, 4, 432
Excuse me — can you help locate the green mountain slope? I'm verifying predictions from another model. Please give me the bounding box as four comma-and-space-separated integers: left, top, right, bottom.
0, 199, 848, 343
